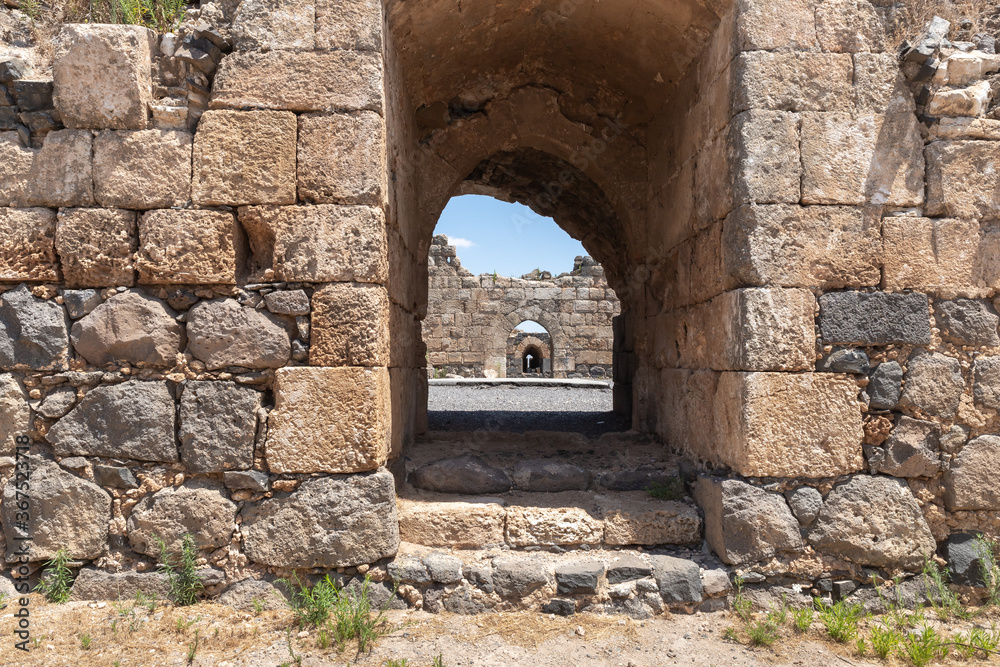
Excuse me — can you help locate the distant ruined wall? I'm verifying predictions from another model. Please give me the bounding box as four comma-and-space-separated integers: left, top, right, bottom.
422, 235, 618, 379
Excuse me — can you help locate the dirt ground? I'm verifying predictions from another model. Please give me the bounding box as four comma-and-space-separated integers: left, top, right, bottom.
0, 593, 904, 667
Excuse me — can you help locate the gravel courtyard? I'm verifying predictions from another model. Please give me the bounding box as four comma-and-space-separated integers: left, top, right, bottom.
426, 383, 629, 437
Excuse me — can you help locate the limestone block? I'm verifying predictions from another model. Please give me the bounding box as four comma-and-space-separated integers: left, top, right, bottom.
211, 50, 383, 113
52, 24, 156, 130
693, 477, 804, 565
2, 457, 110, 561
397, 499, 506, 548
232, 0, 315, 52
46, 380, 177, 461
945, 435, 1000, 510
973, 356, 1000, 410
940, 52, 1000, 86
0, 285, 69, 371
70, 291, 184, 367
899, 352, 965, 419
310, 283, 389, 367
93, 130, 192, 209
927, 80, 992, 117
732, 52, 854, 113
297, 111, 387, 206
801, 112, 923, 206
316, 0, 382, 50
71, 569, 171, 601
854, 53, 915, 114
192, 110, 296, 206
724, 204, 881, 289
265, 366, 390, 474
239, 204, 388, 283
677, 288, 815, 371
597, 495, 702, 546
127, 482, 236, 555
243, 469, 399, 567
735, 0, 817, 50
819, 291, 931, 345
809, 476, 936, 569
932, 117, 1000, 141
0, 207, 58, 281
729, 110, 800, 205
926, 141, 1000, 219
136, 210, 243, 284
55, 208, 136, 287
25, 129, 94, 207
0, 132, 32, 206
187, 298, 291, 369
505, 505, 603, 547
180, 382, 261, 473
815, 0, 885, 52
882, 217, 981, 298
0, 373, 29, 456
715, 372, 864, 478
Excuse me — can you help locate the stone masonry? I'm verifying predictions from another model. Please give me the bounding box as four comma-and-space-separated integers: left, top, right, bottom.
422, 235, 618, 379
0, 0, 999, 614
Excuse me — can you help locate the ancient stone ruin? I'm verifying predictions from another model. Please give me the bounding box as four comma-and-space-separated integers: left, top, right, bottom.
1, 0, 1000, 616
423, 235, 618, 380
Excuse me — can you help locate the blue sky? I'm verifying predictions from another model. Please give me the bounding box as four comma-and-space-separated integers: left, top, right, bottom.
434, 195, 588, 278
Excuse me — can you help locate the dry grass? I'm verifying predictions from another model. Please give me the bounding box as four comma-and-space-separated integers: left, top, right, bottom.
0, 593, 289, 667
423, 610, 642, 649
887, 0, 1000, 49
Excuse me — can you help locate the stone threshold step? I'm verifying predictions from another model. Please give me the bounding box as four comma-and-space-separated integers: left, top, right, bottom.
397, 489, 702, 550
405, 435, 683, 495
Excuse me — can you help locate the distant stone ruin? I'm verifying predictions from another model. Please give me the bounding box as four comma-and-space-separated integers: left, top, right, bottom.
422, 235, 618, 380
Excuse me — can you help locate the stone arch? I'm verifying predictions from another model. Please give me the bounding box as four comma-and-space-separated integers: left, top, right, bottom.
482, 308, 571, 378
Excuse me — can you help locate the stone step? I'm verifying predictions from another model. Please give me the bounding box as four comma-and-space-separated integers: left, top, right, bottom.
406, 431, 682, 495
397, 489, 702, 550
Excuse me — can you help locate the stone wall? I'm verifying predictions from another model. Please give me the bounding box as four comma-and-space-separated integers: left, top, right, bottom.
0, 6, 403, 584
422, 235, 618, 379
0, 0, 998, 602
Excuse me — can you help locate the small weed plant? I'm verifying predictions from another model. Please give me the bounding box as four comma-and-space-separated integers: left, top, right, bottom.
79, 633, 92, 650
869, 623, 902, 659
156, 533, 204, 606
974, 535, 1000, 605
792, 606, 813, 633
383, 660, 410, 667
901, 625, 948, 667
280, 574, 398, 655
817, 599, 863, 643
0, 592, 9, 610
186, 628, 200, 664
35, 548, 74, 603
645, 476, 685, 501
922, 557, 972, 621
112, 591, 157, 633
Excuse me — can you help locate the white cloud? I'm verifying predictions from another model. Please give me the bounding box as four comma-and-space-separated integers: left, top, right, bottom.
450, 237, 475, 248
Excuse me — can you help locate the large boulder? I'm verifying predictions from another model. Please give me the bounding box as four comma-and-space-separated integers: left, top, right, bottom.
693, 477, 804, 565
808, 475, 936, 569
46, 380, 177, 461
0, 285, 69, 371
651, 555, 703, 604
0, 373, 29, 455
2, 457, 110, 561
179, 381, 261, 473
242, 469, 399, 568
70, 291, 184, 367
870, 416, 941, 478
945, 436, 1000, 510
492, 556, 548, 598
186, 298, 291, 369
127, 481, 237, 556
935, 299, 1000, 347
899, 353, 965, 419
